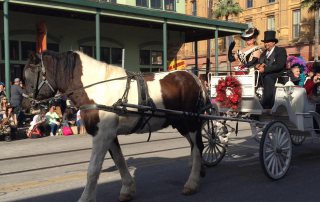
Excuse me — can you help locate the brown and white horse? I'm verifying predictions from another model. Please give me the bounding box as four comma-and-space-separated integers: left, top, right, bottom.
23, 50, 210, 201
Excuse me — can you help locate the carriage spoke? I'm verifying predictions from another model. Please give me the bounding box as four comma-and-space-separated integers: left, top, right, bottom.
202, 133, 209, 140
278, 154, 285, 168
264, 151, 274, 162
280, 138, 289, 147
209, 147, 215, 161
272, 155, 278, 175
268, 155, 275, 174
213, 147, 218, 159
215, 144, 222, 154
203, 144, 210, 153
278, 132, 285, 146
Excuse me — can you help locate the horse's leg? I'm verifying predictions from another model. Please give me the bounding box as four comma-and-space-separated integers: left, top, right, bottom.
79, 128, 116, 202
185, 132, 206, 177
182, 129, 204, 195
109, 137, 136, 202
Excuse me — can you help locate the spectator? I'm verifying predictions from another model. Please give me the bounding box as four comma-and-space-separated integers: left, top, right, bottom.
289, 66, 301, 85
76, 109, 84, 134
10, 78, 28, 126
19, 80, 24, 89
0, 96, 8, 119
3, 104, 18, 132
286, 56, 307, 86
45, 105, 61, 136
27, 108, 48, 138
304, 71, 320, 96
62, 108, 75, 127
0, 82, 6, 97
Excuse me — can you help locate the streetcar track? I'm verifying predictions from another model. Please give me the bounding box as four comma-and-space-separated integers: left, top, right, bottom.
0, 136, 184, 162
0, 145, 190, 176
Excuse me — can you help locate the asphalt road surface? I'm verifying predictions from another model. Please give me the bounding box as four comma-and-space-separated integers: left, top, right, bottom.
1, 123, 320, 202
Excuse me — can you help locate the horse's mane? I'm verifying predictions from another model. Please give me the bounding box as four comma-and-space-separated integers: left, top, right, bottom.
42, 50, 78, 83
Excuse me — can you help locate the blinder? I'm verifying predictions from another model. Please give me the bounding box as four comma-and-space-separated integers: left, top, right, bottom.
32, 53, 55, 99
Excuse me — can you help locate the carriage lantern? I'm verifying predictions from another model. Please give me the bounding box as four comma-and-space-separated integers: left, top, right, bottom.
284, 80, 295, 95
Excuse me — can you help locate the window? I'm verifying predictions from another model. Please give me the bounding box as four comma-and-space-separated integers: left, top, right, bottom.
136, 0, 148, 7
151, 0, 162, 9
151, 51, 162, 65
1, 40, 59, 61
47, 43, 59, 52
165, 0, 175, 11
268, 0, 275, 3
139, 50, 163, 72
140, 50, 162, 65
293, 9, 301, 39
101, 47, 110, 64
1, 40, 19, 61
139, 50, 150, 65
111, 48, 122, 65
21, 41, 36, 61
192, 1, 197, 16
247, 0, 253, 8
267, 15, 275, 31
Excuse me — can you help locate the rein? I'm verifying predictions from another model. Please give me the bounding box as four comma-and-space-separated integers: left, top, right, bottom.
29, 71, 135, 106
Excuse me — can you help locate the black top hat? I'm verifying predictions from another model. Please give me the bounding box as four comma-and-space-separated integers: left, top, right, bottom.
261, 30, 278, 43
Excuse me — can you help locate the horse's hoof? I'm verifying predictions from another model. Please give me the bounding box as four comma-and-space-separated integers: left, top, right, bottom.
119, 193, 133, 202
182, 186, 198, 195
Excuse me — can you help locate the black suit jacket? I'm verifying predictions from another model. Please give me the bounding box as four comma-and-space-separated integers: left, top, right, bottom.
259, 46, 287, 74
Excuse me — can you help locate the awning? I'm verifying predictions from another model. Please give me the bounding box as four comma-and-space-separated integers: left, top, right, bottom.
4, 0, 247, 42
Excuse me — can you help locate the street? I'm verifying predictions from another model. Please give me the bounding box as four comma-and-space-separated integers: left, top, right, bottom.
1, 123, 320, 202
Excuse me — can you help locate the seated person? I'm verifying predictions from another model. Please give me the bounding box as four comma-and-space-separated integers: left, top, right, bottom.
304, 71, 320, 96
46, 105, 61, 136
27, 108, 48, 137
305, 62, 315, 84
0, 96, 8, 120
286, 56, 307, 86
255, 31, 287, 109
228, 27, 262, 75
2, 104, 17, 134
288, 65, 301, 86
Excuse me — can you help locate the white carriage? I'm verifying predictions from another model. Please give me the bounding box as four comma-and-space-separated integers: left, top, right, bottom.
201, 70, 320, 180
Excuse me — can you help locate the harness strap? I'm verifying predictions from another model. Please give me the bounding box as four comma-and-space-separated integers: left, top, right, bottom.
128, 72, 156, 139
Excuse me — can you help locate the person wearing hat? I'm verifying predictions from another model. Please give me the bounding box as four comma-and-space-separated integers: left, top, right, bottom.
10, 78, 28, 126
228, 27, 262, 74
255, 30, 287, 109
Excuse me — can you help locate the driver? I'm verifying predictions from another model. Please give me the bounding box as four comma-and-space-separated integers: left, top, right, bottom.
255, 31, 287, 110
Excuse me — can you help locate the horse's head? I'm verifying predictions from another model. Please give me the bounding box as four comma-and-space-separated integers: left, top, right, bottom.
23, 51, 57, 101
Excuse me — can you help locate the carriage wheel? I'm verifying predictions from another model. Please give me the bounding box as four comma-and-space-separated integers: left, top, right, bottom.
259, 121, 292, 180
201, 120, 226, 167
290, 131, 306, 146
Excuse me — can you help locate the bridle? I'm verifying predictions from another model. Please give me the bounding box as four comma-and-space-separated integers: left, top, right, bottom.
32, 53, 55, 100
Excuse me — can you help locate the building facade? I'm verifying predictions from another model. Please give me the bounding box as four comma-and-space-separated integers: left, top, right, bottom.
182, 0, 317, 70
